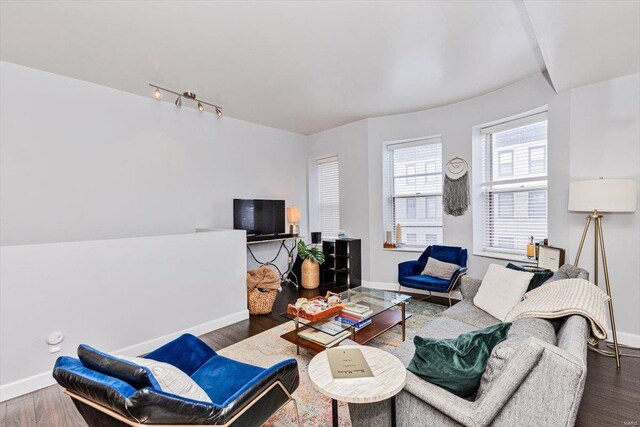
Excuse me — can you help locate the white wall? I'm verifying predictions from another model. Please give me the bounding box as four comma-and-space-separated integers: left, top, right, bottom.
568, 74, 640, 345
308, 72, 640, 342
0, 61, 309, 271
366, 74, 572, 283
0, 230, 247, 401
307, 120, 371, 279
0, 61, 310, 399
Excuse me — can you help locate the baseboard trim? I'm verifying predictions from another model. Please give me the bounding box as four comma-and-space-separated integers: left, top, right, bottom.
607, 329, 640, 348
0, 309, 249, 402
362, 280, 462, 300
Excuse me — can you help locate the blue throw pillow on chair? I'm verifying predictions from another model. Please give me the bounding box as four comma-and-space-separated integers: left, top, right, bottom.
78, 344, 160, 389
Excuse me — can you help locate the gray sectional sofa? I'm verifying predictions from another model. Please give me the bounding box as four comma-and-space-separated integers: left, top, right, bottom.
348, 264, 590, 427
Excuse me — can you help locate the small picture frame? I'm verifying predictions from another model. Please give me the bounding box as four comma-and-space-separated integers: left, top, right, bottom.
537, 245, 565, 271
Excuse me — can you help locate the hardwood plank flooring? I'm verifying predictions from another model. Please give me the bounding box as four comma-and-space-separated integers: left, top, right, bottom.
5, 394, 36, 427
2, 285, 638, 426
0, 401, 7, 427
34, 386, 67, 427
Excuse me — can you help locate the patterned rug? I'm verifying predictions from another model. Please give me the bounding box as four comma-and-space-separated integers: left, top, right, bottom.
217, 300, 446, 426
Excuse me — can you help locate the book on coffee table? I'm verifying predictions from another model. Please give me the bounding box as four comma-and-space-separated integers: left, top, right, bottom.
327, 347, 374, 380
297, 329, 350, 347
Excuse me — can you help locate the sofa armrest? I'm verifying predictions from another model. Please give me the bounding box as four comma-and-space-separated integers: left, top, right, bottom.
399, 260, 422, 279
144, 334, 217, 376
459, 276, 482, 300
403, 338, 544, 427
403, 375, 478, 426
470, 338, 545, 426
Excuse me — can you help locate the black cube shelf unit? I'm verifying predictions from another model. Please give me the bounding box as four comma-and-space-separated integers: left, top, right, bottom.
322, 238, 361, 288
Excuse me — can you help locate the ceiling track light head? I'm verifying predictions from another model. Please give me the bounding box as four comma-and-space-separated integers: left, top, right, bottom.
175, 96, 182, 107
154, 87, 161, 99
197, 102, 204, 112
215, 107, 223, 117
183, 92, 197, 99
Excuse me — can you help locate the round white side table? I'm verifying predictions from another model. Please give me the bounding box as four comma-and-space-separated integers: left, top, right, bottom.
308, 345, 406, 427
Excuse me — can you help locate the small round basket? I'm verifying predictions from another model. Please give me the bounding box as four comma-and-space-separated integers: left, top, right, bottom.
247, 288, 278, 315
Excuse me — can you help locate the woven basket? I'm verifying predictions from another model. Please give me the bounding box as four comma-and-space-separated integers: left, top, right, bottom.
247, 288, 278, 315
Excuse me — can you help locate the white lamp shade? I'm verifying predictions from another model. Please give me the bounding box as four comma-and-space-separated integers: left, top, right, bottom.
287, 206, 301, 223
568, 179, 637, 213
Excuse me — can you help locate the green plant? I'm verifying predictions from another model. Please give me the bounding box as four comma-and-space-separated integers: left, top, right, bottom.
297, 241, 325, 264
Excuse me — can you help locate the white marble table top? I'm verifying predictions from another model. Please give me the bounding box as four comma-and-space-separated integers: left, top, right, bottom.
308, 345, 407, 404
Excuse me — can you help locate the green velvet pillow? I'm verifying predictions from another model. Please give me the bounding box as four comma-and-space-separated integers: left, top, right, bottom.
407, 322, 512, 397
506, 263, 554, 291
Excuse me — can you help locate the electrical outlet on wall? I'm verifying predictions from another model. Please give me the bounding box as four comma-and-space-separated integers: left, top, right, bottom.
47, 331, 64, 345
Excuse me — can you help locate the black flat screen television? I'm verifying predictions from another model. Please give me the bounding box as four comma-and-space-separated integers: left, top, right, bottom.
233, 199, 286, 238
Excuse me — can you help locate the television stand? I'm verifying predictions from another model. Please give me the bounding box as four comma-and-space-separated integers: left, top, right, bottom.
246, 233, 294, 242
246, 235, 303, 288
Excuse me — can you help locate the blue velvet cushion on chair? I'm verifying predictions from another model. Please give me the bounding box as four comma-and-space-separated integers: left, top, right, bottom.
53, 333, 300, 426
191, 355, 265, 405
400, 275, 451, 291
398, 245, 468, 301
144, 333, 217, 376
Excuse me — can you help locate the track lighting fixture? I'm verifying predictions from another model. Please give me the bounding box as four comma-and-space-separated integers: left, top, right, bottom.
148, 84, 222, 117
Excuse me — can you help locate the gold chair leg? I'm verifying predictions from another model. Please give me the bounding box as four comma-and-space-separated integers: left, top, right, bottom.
291, 398, 301, 427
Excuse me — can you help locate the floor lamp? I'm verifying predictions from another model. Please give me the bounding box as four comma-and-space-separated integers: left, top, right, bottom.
568, 178, 638, 369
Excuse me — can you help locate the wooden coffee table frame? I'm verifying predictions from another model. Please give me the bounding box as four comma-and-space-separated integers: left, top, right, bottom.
280, 301, 410, 354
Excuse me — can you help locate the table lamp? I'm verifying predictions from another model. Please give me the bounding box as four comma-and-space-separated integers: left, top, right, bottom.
287, 206, 301, 236
568, 177, 638, 368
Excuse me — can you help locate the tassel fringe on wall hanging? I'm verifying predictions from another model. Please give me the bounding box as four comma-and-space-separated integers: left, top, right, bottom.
443, 157, 470, 216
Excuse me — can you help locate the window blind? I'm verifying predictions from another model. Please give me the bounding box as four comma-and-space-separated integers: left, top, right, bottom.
481, 117, 548, 255
386, 138, 443, 247
318, 156, 340, 239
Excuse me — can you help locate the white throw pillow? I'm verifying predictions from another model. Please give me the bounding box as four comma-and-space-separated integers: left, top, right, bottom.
473, 264, 533, 321
421, 257, 460, 280
117, 355, 212, 403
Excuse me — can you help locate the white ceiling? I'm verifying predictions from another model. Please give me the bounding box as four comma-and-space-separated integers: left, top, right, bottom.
0, 1, 638, 135
524, 0, 640, 94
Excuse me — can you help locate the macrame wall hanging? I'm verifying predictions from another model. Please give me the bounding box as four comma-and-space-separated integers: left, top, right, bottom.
443, 157, 470, 216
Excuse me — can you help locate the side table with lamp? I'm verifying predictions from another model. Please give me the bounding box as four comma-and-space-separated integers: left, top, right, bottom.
568, 177, 639, 368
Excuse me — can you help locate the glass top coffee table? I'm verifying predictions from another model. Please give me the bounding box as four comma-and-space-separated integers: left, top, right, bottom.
280, 287, 412, 354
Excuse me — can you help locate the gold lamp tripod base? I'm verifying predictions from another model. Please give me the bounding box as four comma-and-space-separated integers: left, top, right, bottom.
574, 211, 640, 369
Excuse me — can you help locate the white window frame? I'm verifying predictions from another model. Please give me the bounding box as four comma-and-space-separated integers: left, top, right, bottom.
476, 111, 548, 258
384, 136, 443, 249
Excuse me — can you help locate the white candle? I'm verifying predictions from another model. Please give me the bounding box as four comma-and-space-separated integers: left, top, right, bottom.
395, 223, 403, 244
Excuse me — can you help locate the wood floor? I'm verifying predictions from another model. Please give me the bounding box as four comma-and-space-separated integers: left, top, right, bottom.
2, 284, 638, 427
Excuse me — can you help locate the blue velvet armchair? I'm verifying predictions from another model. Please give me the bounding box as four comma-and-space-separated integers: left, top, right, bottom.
53, 334, 300, 426
398, 245, 468, 305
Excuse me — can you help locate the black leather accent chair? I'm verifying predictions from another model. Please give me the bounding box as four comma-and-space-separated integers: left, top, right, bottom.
53, 334, 300, 426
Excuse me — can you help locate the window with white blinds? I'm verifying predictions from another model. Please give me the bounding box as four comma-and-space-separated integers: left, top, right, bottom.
318, 156, 340, 239
480, 113, 548, 256
386, 138, 443, 247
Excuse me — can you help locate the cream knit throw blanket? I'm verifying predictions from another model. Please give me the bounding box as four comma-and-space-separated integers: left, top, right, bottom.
505, 279, 610, 345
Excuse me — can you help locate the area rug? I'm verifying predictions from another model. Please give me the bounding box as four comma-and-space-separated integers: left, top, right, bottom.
217, 300, 446, 427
